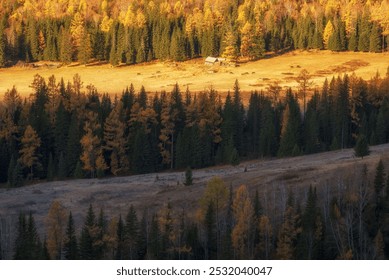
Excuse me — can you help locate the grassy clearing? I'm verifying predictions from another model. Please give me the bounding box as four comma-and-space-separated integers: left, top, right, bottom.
0, 50, 388, 101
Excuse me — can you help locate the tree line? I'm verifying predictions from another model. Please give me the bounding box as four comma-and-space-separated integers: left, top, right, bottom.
4, 158, 389, 260
1, 70, 389, 185
1, 0, 389, 67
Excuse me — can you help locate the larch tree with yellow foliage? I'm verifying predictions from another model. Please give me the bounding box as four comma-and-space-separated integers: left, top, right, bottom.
46, 200, 67, 260
323, 20, 334, 49
232, 185, 254, 259
104, 101, 129, 175
19, 125, 41, 179
80, 111, 107, 178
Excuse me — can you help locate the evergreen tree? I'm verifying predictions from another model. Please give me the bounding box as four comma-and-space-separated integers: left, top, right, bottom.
59, 28, 73, 63
278, 92, 302, 157
204, 200, 217, 259
369, 24, 382, 53
63, 212, 79, 260
374, 160, 386, 206
0, 18, 6, 67
14, 213, 41, 260
66, 112, 82, 176
79, 32, 92, 64
354, 134, 370, 158
124, 205, 139, 260
80, 205, 98, 260
46, 153, 55, 181
184, 166, 193, 186
376, 99, 389, 144
358, 17, 371, 52
115, 215, 125, 260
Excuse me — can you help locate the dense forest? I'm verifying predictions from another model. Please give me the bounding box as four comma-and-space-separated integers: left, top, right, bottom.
2, 0, 389, 261
1, 70, 389, 184
1, 0, 389, 66
3, 159, 389, 260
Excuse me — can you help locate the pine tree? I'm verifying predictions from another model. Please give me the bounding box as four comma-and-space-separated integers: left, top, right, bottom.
14, 213, 41, 259
63, 212, 79, 260
369, 24, 382, 53
80, 205, 98, 260
278, 92, 302, 157
115, 215, 125, 260
66, 113, 82, 176
59, 28, 73, 63
374, 160, 386, 209
184, 167, 193, 186
354, 134, 370, 158
79, 32, 92, 64
204, 200, 217, 259
376, 99, 389, 144
358, 16, 371, 52
46, 153, 55, 181
124, 205, 139, 260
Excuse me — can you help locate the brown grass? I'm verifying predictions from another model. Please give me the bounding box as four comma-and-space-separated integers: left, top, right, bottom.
1, 143, 389, 239
0, 50, 388, 101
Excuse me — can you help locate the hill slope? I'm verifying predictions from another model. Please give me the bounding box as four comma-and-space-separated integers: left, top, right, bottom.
1, 51, 388, 99
1, 143, 388, 236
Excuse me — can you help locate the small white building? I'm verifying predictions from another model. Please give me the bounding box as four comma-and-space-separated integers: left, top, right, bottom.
205, 56, 219, 65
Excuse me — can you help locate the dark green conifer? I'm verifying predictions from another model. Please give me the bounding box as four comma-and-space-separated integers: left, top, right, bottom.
184, 166, 193, 186
63, 211, 79, 260
354, 134, 370, 158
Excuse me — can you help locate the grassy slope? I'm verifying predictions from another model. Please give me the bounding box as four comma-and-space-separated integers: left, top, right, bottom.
0, 50, 388, 101
1, 143, 388, 240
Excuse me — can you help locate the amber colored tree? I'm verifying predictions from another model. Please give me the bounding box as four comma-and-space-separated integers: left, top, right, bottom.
80, 111, 107, 178
159, 94, 178, 169
19, 125, 41, 179
323, 20, 334, 49
258, 215, 273, 259
276, 206, 301, 260
46, 200, 67, 259
232, 185, 254, 259
104, 101, 129, 175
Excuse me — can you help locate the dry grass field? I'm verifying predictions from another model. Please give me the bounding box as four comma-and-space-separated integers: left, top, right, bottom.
1, 143, 389, 240
1, 50, 388, 102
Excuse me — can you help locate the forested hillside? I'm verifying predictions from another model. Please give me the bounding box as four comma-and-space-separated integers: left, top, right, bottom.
1, 0, 389, 66
1, 71, 389, 185
2, 151, 389, 260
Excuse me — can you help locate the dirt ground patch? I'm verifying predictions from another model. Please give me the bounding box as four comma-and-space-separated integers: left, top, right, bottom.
0, 51, 388, 102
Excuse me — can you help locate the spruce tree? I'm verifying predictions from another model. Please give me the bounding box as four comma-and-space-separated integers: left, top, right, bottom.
374, 160, 386, 205
124, 205, 139, 260
278, 92, 302, 157
369, 24, 381, 53
80, 205, 97, 260
115, 215, 125, 260
63, 212, 79, 260
184, 166, 193, 186
46, 153, 55, 181
354, 134, 370, 158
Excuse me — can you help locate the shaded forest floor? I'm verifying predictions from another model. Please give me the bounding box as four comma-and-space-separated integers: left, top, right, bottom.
1, 143, 389, 236
1, 50, 388, 103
